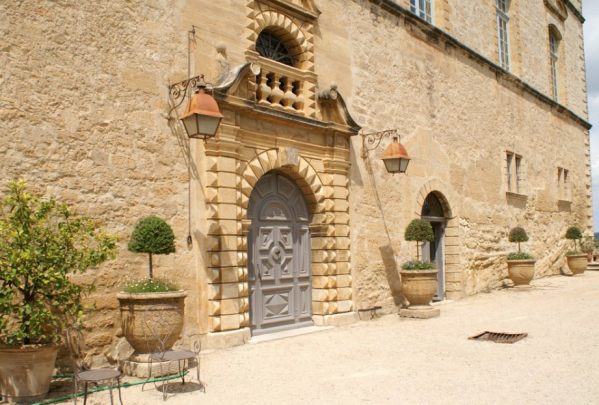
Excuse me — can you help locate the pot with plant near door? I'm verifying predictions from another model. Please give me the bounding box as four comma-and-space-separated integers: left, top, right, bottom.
506, 227, 536, 286
117, 216, 186, 358
564, 226, 587, 275
399, 219, 439, 318
0, 180, 118, 403
580, 236, 595, 263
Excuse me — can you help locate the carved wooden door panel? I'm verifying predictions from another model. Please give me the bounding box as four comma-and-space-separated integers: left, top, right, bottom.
248, 172, 312, 336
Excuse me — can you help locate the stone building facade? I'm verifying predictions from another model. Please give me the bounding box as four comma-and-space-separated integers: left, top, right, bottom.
1, 0, 592, 363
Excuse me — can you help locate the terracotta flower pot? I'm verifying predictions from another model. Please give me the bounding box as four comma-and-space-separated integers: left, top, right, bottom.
507, 260, 536, 286
0, 343, 60, 403
399, 269, 438, 307
117, 291, 187, 354
566, 254, 587, 275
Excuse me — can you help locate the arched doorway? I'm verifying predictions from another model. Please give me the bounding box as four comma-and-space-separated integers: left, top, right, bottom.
247, 171, 312, 336
421, 192, 446, 301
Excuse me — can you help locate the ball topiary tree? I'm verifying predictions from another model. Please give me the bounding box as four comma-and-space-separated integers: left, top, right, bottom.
404, 219, 434, 260
565, 226, 583, 252
127, 216, 176, 280
508, 227, 529, 253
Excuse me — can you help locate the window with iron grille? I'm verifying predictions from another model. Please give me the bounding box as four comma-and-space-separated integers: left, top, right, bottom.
410, 0, 433, 23
550, 32, 559, 101
256, 30, 296, 67
496, 0, 510, 71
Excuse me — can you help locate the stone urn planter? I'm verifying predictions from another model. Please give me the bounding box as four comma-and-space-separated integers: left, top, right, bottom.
117, 291, 187, 354
507, 260, 536, 286
0, 344, 60, 403
399, 269, 438, 308
566, 254, 587, 275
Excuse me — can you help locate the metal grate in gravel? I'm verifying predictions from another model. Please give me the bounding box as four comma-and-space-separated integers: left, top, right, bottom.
468, 331, 528, 344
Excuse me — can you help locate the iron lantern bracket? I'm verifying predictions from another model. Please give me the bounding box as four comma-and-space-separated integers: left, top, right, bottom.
360, 129, 399, 159
167, 74, 214, 121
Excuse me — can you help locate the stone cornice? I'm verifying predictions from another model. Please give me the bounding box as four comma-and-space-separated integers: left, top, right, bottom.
544, 0, 568, 22
370, 0, 592, 131
562, 0, 585, 23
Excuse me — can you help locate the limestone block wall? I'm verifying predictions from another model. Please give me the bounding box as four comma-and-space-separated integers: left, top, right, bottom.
329, 0, 592, 311
436, 0, 587, 118
0, 0, 205, 368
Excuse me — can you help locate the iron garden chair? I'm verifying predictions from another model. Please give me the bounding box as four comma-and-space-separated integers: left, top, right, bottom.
141, 304, 202, 400
66, 327, 124, 405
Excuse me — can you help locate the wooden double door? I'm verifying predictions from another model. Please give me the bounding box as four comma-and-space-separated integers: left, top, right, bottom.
248, 172, 312, 336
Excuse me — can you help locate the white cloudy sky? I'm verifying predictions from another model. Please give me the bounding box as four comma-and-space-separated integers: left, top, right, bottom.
584, 0, 599, 231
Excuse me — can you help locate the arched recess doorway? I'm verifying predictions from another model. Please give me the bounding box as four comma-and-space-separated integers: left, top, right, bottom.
421, 192, 446, 301
247, 171, 313, 336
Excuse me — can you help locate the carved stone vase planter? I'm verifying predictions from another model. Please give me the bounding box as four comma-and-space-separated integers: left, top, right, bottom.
117, 291, 187, 354
0, 343, 60, 404
399, 269, 439, 319
566, 254, 587, 275
507, 260, 536, 286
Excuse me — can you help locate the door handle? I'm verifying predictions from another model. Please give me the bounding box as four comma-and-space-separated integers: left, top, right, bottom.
256, 263, 262, 281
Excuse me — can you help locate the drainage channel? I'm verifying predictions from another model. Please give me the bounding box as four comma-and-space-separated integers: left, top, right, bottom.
468, 331, 528, 344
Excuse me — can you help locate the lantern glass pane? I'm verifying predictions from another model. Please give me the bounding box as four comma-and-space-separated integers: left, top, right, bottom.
400, 158, 410, 173
182, 115, 199, 137
383, 158, 400, 173
199, 116, 222, 137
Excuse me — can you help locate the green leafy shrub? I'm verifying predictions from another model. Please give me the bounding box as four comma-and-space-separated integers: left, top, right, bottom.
404, 219, 434, 260
122, 277, 180, 293
508, 227, 529, 253
507, 252, 534, 260
127, 216, 176, 280
401, 260, 437, 270
565, 226, 583, 251
0, 180, 118, 345
566, 250, 582, 256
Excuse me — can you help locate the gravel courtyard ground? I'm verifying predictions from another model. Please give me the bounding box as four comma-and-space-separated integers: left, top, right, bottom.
47, 272, 599, 405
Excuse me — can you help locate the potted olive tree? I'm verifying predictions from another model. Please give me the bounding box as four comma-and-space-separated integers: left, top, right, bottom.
565, 226, 586, 275
400, 219, 438, 309
580, 236, 595, 263
117, 216, 185, 356
506, 227, 535, 286
0, 180, 118, 403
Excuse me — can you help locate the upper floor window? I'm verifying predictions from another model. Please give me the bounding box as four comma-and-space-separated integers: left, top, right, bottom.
506, 151, 523, 194
550, 33, 558, 101
496, 0, 510, 71
411, 0, 433, 23
558, 167, 570, 200
256, 29, 296, 67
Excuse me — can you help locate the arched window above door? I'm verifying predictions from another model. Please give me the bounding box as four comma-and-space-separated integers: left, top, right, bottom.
256, 29, 297, 67
421, 193, 444, 218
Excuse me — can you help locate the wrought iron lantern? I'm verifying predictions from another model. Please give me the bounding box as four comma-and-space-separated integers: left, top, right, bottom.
361, 129, 411, 174
169, 75, 224, 140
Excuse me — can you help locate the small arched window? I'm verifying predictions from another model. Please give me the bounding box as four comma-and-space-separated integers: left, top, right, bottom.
256, 29, 296, 67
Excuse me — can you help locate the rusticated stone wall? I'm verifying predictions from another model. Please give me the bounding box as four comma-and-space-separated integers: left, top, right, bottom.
0, 0, 591, 368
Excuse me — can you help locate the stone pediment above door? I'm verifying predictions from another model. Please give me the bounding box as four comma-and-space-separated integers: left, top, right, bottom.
213, 62, 361, 135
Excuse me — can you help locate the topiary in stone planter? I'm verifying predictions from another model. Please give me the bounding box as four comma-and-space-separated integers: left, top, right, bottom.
400, 220, 439, 318
119, 216, 184, 358
565, 226, 586, 275
506, 227, 535, 286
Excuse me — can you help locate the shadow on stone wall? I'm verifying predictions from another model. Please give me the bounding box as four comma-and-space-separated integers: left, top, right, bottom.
379, 244, 404, 307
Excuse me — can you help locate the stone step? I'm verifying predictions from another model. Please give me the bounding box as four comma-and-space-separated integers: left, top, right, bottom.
586, 262, 599, 271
